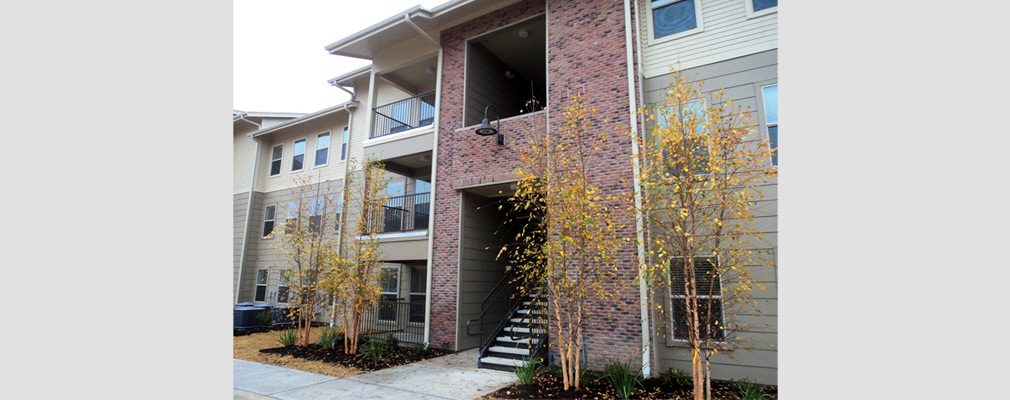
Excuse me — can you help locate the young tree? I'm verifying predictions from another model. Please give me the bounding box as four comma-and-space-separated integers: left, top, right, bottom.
272, 174, 339, 347
509, 94, 622, 390
320, 158, 389, 354
635, 72, 777, 400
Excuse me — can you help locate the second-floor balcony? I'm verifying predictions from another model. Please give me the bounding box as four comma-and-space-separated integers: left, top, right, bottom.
369, 192, 430, 235
372, 91, 436, 139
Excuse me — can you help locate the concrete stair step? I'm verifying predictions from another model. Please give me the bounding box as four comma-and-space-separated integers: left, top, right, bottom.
496, 336, 540, 345
504, 326, 546, 334
488, 346, 531, 355
516, 309, 545, 315
480, 356, 524, 368
510, 317, 546, 324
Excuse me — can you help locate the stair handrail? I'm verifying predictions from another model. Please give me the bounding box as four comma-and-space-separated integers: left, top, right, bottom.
464, 266, 517, 337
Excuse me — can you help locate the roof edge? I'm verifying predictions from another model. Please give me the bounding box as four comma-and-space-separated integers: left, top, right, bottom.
251, 101, 359, 138
327, 65, 372, 87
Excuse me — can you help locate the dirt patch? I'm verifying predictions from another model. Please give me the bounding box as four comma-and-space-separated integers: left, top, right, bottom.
483, 370, 777, 399
260, 343, 449, 372
233, 329, 361, 378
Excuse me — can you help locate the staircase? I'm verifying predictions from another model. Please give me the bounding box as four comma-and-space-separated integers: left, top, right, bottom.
465, 268, 548, 371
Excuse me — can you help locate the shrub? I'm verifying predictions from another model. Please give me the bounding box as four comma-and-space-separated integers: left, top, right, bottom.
277, 328, 298, 347
256, 310, 272, 327
362, 338, 387, 363
662, 368, 692, 389
319, 328, 340, 350
512, 356, 540, 384
735, 379, 772, 400
602, 359, 643, 400
382, 334, 399, 351
411, 342, 430, 356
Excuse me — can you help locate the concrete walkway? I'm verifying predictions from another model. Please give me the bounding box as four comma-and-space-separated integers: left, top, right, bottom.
234, 348, 518, 399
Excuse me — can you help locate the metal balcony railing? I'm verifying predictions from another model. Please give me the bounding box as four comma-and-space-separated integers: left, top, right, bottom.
372, 91, 436, 139
361, 298, 425, 345
369, 192, 430, 234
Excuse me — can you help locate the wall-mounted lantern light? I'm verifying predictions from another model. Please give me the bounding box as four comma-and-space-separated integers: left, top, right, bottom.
475, 105, 503, 145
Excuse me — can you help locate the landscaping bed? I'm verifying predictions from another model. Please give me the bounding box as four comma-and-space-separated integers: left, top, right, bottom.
233, 322, 324, 337
260, 337, 449, 372
484, 368, 777, 400
233, 329, 361, 377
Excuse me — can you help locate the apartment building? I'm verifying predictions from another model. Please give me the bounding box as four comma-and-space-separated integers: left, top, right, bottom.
234, 0, 777, 385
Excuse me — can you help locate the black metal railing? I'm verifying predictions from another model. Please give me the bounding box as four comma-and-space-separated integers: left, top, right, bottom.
465, 267, 525, 357
360, 298, 425, 345
372, 91, 436, 138
369, 192, 430, 234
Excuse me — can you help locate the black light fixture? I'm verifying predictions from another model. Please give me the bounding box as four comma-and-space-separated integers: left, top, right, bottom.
475, 104, 503, 145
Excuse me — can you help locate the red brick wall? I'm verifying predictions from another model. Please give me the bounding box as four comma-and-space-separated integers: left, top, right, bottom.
431, 0, 645, 366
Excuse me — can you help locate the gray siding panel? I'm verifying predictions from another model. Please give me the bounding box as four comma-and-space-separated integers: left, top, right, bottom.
456, 192, 510, 350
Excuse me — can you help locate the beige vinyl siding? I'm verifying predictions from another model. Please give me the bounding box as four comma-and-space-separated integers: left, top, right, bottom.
255, 112, 350, 193
347, 81, 371, 170
639, 0, 777, 78
234, 126, 259, 194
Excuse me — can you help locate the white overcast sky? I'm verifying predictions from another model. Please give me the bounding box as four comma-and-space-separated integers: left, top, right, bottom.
234, 0, 444, 114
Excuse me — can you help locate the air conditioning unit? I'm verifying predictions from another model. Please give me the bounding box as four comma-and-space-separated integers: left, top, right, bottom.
233, 306, 268, 328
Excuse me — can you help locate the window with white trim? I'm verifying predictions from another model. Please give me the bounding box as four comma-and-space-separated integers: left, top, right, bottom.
409, 266, 427, 323
285, 201, 298, 234
340, 127, 349, 161
255, 269, 268, 302
378, 266, 400, 321
334, 193, 343, 229
650, 0, 702, 40
270, 145, 283, 176
309, 198, 324, 233
277, 270, 290, 303
762, 84, 778, 166
315, 133, 330, 166
657, 98, 710, 175
753, 0, 777, 12
670, 257, 724, 340
292, 139, 306, 171
262, 205, 275, 238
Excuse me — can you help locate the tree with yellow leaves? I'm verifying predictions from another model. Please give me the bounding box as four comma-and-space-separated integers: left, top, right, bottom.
319, 158, 389, 354
634, 72, 777, 400
508, 94, 623, 391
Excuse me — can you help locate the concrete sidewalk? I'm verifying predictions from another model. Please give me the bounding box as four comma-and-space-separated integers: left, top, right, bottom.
234, 348, 518, 399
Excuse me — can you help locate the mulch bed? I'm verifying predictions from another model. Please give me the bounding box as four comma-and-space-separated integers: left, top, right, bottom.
233, 322, 325, 337
260, 343, 449, 372
485, 370, 777, 400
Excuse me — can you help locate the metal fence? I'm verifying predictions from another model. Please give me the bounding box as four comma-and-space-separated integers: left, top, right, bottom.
372, 91, 436, 138
360, 298, 425, 345
370, 192, 430, 234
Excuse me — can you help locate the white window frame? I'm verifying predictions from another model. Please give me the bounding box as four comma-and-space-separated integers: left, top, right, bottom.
744, 0, 778, 20
269, 144, 283, 177
407, 265, 427, 325
291, 138, 307, 172
646, 0, 705, 45
334, 192, 344, 230
378, 265, 401, 322
666, 256, 727, 344
314, 132, 331, 168
340, 127, 349, 161
657, 98, 712, 176
262, 205, 276, 238
760, 83, 778, 167
255, 269, 268, 302
285, 201, 298, 233
309, 198, 324, 233
277, 270, 290, 303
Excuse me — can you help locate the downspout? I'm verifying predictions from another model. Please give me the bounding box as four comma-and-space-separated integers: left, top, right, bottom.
418, 19, 442, 347
623, 0, 651, 377
235, 113, 262, 304
331, 102, 355, 327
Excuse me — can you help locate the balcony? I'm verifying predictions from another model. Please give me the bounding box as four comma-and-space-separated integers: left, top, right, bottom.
370, 192, 430, 235
372, 91, 436, 139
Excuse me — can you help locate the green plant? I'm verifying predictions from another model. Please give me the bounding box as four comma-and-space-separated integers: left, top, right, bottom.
362, 338, 387, 363
277, 328, 298, 347
735, 379, 772, 400
662, 368, 692, 389
319, 328, 340, 350
411, 342, 430, 356
512, 356, 540, 384
602, 359, 643, 400
256, 310, 273, 327
382, 334, 399, 351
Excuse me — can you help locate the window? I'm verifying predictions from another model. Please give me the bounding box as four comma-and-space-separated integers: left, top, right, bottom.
340, 127, 349, 161
658, 99, 710, 175
315, 133, 330, 166
378, 266, 400, 321
277, 271, 290, 303
291, 139, 306, 172
669, 257, 724, 340
753, 0, 777, 12
650, 0, 702, 40
262, 205, 275, 238
309, 198, 324, 233
409, 266, 427, 323
255, 269, 268, 302
285, 201, 298, 234
270, 145, 283, 176
762, 84, 778, 166
334, 193, 343, 229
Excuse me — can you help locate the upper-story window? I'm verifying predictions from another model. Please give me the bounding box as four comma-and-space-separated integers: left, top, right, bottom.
753, 0, 777, 12
292, 139, 306, 172
270, 145, 283, 176
315, 133, 330, 166
341, 127, 349, 161
309, 198, 324, 233
762, 84, 778, 166
746, 0, 778, 18
650, 0, 703, 41
657, 98, 710, 175
262, 205, 275, 238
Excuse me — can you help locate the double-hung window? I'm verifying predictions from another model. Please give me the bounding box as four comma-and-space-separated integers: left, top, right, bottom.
670, 257, 724, 341
340, 127, 349, 161
409, 266, 427, 323
285, 201, 298, 234
378, 266, 400, 321
334, 193, 343, 228
262, 205, 275, 238
277, 271, 290, 303
292, 139, 306, 172
650, 0, 702, 40
315, 133, 330, 166
762, 84, 778, 166
255, 269, 268, 302
270, 145, 283, 176
309, 198, 324, 233
658, 98, 710, 175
